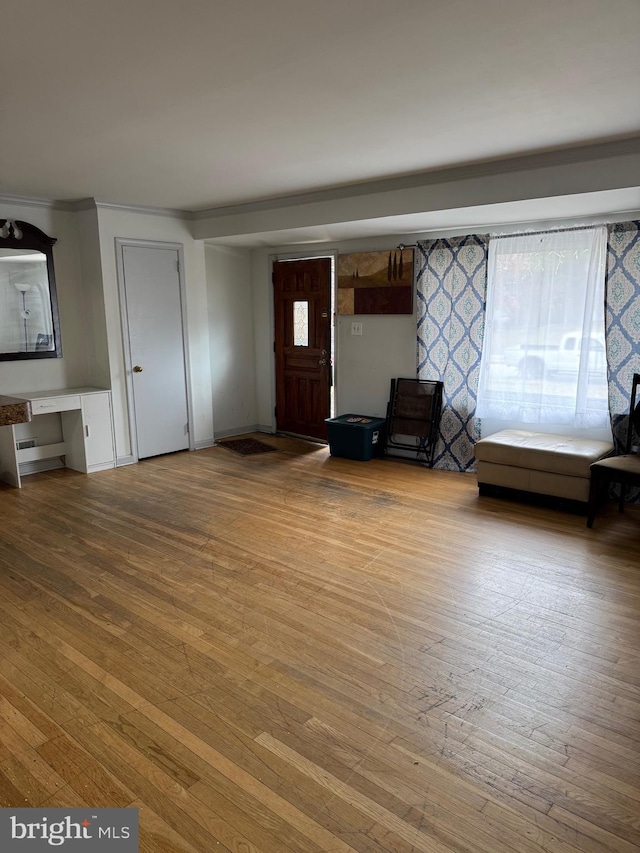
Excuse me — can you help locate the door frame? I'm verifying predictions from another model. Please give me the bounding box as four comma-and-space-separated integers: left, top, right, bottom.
269, 250, 338, 436
116, 238, 195, 463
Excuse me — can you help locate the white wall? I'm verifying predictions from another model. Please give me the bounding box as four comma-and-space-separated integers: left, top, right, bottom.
204, 244, 257, 437
336, 313, 416, 419
76, 205, 111, 389
95, 206, 213, 461
0, 201, 90, 395
250, 250, 275, 431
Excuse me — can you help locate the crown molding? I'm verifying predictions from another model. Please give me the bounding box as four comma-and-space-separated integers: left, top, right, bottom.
0, 194, 191, 219
91, 199, 191, 220
0, 193, 78, 212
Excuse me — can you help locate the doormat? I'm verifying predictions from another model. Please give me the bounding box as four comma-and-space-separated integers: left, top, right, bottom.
217, 438, 278, 456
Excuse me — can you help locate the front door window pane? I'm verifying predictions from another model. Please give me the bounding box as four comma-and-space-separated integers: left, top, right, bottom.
293, 300, 309, 346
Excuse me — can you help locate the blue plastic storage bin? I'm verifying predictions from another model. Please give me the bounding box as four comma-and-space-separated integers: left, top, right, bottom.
325, 414, 386, 461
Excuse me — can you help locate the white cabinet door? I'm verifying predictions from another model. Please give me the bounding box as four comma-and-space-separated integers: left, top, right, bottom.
82, 392, 115, 471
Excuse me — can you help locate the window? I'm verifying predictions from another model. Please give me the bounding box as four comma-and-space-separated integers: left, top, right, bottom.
293, 300, 309, 347
476, 226, 608, 429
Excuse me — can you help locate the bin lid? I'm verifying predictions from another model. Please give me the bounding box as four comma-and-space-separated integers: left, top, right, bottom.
325, 414, 386, 427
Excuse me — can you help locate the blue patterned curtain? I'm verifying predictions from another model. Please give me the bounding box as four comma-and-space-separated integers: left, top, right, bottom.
605, 222, 640, 469
416, 235, 488, 472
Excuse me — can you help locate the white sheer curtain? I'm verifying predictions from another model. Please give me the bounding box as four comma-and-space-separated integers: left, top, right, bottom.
476, 226, 608, 429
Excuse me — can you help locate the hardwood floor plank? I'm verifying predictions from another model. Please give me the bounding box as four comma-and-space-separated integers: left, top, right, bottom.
256, 731, 550, 853
0, 437, 638, 852
36, 733, 134, 808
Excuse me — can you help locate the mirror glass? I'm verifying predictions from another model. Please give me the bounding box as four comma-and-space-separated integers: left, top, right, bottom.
0, 221, 62, 360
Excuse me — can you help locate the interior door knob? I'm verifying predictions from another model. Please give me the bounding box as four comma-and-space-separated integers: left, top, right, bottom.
133, 365, 143, 373
318, 358, 327, 366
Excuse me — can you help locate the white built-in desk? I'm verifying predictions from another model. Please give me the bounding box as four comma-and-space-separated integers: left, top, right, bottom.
0, 387, 115, 488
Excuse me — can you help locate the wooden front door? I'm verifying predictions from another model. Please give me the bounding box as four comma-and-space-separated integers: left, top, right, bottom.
274, 258, 332, 440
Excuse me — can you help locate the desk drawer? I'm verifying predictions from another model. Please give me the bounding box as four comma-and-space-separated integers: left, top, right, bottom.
31, 395, 81, 414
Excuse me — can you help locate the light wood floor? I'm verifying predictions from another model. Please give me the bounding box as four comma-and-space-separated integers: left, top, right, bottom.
0, 435, 639, 853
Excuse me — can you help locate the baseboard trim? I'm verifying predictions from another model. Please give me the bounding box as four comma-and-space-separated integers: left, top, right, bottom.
257, 424, 275, 434
213, 425, 260, 439
116, 455, 136, 467
194, 438, 216, 450
86, 462, 116, 473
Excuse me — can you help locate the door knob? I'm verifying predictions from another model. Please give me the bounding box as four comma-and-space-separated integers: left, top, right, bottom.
319, 358, 327, 366
133, 365, 143, 373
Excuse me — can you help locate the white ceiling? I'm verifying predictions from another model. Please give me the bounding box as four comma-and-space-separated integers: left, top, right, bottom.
2, 0, 640, 222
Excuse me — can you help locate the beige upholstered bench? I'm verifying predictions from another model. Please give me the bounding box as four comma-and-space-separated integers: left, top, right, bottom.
474, 429, 614, 504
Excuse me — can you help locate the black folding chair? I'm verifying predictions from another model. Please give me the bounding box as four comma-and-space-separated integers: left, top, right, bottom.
384, 378, 443, 465
587, 372, 640, 527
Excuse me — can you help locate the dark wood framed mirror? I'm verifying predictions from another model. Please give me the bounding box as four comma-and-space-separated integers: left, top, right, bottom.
0, 220, 62, 360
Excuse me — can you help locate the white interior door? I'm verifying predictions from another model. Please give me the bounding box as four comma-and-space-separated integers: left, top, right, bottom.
121, 244, 190, 459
